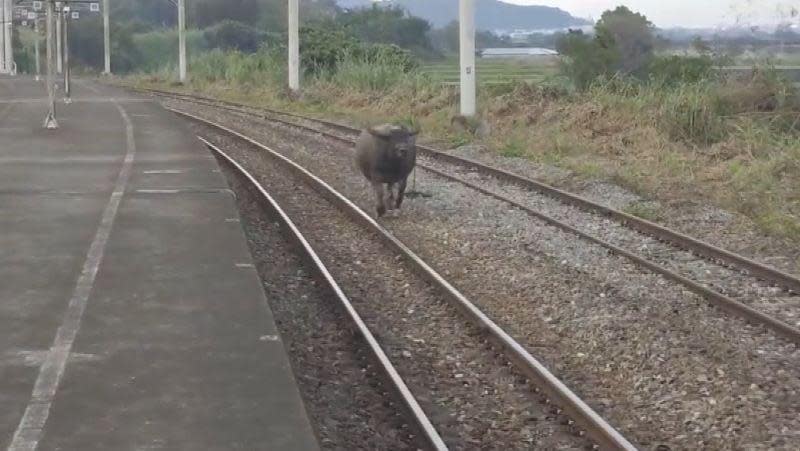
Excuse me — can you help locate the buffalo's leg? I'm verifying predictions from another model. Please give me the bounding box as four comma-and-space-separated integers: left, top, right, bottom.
372, 182, 387, 217
386, 183, 397, 210
395, 178, 408, 209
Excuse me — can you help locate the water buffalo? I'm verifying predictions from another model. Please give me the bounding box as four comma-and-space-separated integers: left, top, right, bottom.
355, 124, 419, 217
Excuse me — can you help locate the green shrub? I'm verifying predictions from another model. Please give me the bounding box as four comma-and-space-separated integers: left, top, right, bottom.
133, 29, 207, 72
298, 25, 419, 75
649, 55, 716, 86
203, 20, 280, 53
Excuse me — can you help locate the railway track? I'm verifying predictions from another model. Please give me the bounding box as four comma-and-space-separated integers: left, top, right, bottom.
144, 87, 800, 344
207, 136, 446, 450
184, 109, 638, 450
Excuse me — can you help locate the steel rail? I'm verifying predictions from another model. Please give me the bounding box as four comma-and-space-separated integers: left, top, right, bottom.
172, 107, 639, 451
141, 87, 800, 295
150, 89, 800, 343
200, 136, 448, 451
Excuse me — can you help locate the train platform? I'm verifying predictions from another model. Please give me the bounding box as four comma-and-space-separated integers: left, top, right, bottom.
0, 76, 319, 450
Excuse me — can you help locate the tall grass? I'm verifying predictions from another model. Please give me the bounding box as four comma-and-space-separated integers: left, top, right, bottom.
188, 49, 285, 87
321, 52, 434, 92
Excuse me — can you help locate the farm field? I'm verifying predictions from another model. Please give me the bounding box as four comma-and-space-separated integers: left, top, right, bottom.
421, 57, 559, 85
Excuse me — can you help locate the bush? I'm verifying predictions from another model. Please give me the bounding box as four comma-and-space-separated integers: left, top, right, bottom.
132, 29, 207, 72
556, 30, 618, 90
649, 55, 716, 86
298, 25, 418, 75
203, 20, 280, 53
299, 25, 359, 73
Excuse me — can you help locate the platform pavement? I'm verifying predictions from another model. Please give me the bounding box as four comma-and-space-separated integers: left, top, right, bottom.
0, 76, 320, 450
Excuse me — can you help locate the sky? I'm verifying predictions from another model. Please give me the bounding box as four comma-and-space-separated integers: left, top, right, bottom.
504, 0, 800, 28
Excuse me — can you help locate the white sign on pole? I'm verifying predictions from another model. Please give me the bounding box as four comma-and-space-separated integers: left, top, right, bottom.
22, 21, 28, 27
28, 12, 36, 20
71, 11, 79, 19
90, 3, 100, 12
33, 1, 43, 11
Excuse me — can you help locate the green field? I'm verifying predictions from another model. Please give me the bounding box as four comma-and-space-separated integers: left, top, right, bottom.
421, 57, 559, 85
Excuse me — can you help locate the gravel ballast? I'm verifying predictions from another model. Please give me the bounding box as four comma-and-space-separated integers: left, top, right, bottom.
220, 170, 418, 449
169, 100, 800, 450
201, 125, 590, 450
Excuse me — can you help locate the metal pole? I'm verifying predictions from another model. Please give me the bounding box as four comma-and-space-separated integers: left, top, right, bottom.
103, 0, 110, 74
56, 6, 62, 74
63, 9, 70, 103
178, 0, 186, 83
44, 0, 58, 129
35, 15, 41, 81
459, 0, 476, 117
288, 0, 299, 92
4, 0, 13, 75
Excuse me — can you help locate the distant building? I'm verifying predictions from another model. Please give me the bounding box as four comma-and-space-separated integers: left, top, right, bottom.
479, 48, 559, 59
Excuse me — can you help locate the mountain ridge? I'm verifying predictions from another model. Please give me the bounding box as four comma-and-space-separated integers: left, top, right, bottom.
336, 0, 590, 30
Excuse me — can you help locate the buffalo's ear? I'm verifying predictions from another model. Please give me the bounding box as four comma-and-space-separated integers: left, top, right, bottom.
368, 125, 394, 138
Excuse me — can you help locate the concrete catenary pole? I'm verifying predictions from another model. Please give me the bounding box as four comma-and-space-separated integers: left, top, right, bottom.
287, 0, 299, 92
103, 0, 110, 74
4, 0, 14, 74
56, 4, 62, 74
459, 0, 476, 117
35, 14, 41, 81
0, 0, 6, 73
44, 0, 58, 129
63, 6, 70, 103
178, 0, 186, 83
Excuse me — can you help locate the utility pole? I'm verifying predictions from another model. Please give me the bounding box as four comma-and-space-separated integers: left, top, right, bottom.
0, 0, 5, 73
103, 0, 110, 74
288, 0, 299, 92
288, 0, 300, 92
3, 0, 14, 75
63, 4, 70, 103
44, 0, 58, 129
56, 4, 62, 74
177, 0, 186, 83
459, 0, 476, 117
35, 13, 41, 81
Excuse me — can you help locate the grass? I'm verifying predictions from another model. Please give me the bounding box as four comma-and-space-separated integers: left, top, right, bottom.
130, 51, 800, 243
623, 202, 665, 222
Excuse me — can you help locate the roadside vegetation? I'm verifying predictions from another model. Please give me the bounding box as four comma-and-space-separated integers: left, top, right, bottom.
15, 1, 796, 241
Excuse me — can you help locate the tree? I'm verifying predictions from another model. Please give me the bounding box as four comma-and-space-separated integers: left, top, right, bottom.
339, 5, 432, 54
556, 29, 618, 89
691, 36, 712, 55
595, 6, 655, 75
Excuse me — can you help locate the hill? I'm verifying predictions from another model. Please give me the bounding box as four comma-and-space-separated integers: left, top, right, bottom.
336, 0, 589, 30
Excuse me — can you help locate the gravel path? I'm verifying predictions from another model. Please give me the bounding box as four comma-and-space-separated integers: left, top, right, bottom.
169, 100, 800, 450
201, 125, 589, 450
221, 171, 417, 449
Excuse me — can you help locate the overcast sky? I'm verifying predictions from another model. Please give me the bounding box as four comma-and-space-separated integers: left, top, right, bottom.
504, 0, 800, 28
